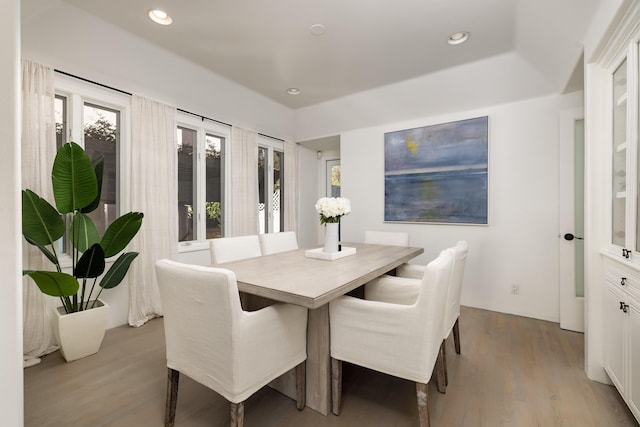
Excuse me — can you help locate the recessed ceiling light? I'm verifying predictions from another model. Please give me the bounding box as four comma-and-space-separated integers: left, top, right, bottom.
448, 31, 470, 45
310, 24, 326, 36
287, 88, 301, 95
149, 9, 173, 25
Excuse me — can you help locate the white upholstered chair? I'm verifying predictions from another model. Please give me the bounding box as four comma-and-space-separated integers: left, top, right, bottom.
259, 231, 299, 255
210, 235, 262, 264
364, 230, 410, 246
375, 240, 469, 390
395, 241, 468, 351
329, 249, 454, 426
155, 259, 308, 427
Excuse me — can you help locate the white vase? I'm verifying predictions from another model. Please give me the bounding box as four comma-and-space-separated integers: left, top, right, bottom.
53, 299, 109, 362
323, 222, 340, 253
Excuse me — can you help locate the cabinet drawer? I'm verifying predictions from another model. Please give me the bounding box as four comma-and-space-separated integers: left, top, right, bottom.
604, 262, 640, 299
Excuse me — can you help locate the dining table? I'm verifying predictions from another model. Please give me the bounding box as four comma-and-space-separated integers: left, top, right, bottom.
214, 241, 424, 415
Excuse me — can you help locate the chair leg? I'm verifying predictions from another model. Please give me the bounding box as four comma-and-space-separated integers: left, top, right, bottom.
416, 382, 430, 427
230, 401, 244, 427
442, 339, 449, 387
331, 358, 342, 416
295, 361, 306, 410
453, 317, 461, 354
435, 342, 447, 394
165, 368, 180, 427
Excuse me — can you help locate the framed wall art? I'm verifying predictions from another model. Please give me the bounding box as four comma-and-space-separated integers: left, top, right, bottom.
384, 116, 488, 224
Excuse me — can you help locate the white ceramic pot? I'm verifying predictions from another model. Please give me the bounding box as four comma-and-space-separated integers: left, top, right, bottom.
53, 300, 109, 362
323, 222, 340, 253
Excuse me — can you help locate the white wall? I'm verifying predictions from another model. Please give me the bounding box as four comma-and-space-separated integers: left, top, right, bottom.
298, 146, 322, 249
337, 93, 583, 322
294, 51, 555, 142
2, 0, 23, 424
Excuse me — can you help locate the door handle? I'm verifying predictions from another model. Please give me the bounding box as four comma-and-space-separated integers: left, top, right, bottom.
563, 233, 583, 241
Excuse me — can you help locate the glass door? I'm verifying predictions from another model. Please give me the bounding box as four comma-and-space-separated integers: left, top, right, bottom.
612, 58, 628, 247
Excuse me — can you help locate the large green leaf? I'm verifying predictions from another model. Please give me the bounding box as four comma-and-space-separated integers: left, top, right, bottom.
52, 142, 98, 214
22, 189, 65, 246
80, 156, 104, 214
71, 213, 99, 252
100, 252, 139, 289
74, 244, 105, 279
23, 270, 79, 297
100, 212, 144, 257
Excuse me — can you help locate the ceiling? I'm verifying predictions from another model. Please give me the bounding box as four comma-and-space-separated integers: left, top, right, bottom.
48, 0, 597, 110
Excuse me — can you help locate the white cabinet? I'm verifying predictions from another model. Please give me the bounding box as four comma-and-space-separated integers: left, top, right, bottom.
607, 33, 639, 260
629, 302, 640, 416
603, 258, 640, 422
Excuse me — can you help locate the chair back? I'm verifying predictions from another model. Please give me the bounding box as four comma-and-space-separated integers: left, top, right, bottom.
155, 259, 244, 393
443, 240, 468, 335
364, 230, 409, 246
210, 235, 261, 264
415, 248, 454, 374
259, 231, 299, 255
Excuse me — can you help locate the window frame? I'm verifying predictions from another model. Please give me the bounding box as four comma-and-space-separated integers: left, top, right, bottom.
176, 113, 230, 252
258, 136, 285, 234
54, 75, 131, 266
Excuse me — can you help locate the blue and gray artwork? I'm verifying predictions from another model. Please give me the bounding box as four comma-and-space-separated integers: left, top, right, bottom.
384, 116, 488, 224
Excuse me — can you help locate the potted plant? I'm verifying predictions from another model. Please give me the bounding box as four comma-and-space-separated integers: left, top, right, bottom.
22, 141, 143, 361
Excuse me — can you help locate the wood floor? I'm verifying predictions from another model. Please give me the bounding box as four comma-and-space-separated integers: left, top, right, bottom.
24, 306, 638, 426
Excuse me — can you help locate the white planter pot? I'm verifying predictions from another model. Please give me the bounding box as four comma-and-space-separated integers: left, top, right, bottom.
53, 300, 109, 362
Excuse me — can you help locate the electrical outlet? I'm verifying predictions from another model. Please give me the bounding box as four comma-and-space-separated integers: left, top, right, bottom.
511, 284, 520, 295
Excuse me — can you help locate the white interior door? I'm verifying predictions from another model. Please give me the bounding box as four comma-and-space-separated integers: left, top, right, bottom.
559, 108, 585, 332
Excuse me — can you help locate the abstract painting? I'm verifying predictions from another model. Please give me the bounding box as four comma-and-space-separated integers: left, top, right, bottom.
384, 116, 488, 224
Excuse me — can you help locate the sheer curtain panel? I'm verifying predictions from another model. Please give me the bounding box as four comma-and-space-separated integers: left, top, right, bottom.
284, 140, 299, 233
21, 60, 59, 367
230, 127, 259, 236
128, 95, 178, 327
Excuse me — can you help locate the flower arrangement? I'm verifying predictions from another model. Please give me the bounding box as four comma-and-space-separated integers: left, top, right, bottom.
315, 197, 351, 225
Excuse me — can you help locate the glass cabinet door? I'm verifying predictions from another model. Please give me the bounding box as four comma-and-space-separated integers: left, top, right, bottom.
612, 58, 628, 247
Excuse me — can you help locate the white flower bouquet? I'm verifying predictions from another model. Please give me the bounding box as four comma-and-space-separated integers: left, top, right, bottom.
315, 197, 351, 225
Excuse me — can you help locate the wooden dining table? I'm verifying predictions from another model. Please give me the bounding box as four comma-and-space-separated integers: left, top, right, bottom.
214, 242, 424, 415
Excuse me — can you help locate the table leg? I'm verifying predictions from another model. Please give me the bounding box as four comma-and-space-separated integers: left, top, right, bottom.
305, 305, 331, 415
268, 305, 331, 415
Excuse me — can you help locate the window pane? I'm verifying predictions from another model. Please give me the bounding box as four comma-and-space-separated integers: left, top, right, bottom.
331, 164, 341, 197
612, 59, 627, 246
178, 127, 197, 242
273, 151, 284, 233
55, 95, 66, 150
84, 103, 119, 237
258, 147, 267, 234
206, 134, 223, 239
55, 96, 69, 254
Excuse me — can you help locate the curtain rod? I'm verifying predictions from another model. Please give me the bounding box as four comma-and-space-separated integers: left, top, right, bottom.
258, 133, 285, 142
53, 69, 284, 141
55, 69, 132, 96
176, 108, 231, 127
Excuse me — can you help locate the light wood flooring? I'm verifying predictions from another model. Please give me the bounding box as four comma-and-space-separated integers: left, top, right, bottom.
24, 306, 638, 426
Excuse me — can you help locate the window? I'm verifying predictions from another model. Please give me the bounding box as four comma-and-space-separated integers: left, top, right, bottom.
326, 160, 341, 197
258, 137, 284, 234
83, 103, 120, 236
55, 95, 67, 149
177, 113, 228, 247
54, 76, 129, 257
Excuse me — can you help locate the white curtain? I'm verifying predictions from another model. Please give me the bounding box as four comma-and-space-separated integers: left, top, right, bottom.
284, 140, 299, 233
230, 127, 259, 236
127, 95, 177, 327
21, 60, 59, 367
